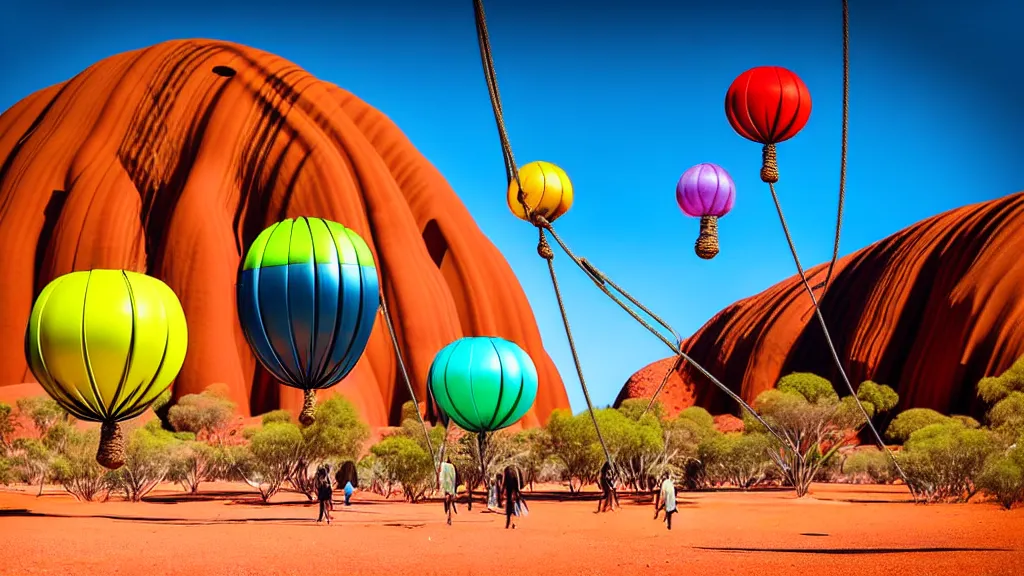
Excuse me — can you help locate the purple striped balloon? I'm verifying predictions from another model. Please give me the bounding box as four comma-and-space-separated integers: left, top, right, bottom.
675, 163, 736, 218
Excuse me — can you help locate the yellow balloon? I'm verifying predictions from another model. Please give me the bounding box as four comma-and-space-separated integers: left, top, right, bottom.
507, 160, 574, 224
25, 270, 189, 423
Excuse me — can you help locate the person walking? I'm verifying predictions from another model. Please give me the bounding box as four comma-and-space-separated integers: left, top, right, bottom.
653, 471, 677, 530
503, 465, 523, 529
440, 457, 459, 525
315, 464, 334, 524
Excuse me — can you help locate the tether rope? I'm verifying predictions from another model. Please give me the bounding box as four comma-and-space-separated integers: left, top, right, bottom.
819, 0, 849, 297
470, 0, 787, 452
379, 291, 437, 479
472, 0, 613, 468
752, 0, 916, 497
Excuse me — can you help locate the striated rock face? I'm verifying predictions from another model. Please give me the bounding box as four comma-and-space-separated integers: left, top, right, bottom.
0, 39, 569, 428
619, 193, 1024, 420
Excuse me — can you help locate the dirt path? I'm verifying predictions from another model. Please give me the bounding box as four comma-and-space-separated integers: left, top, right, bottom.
1, 483, 1020, 575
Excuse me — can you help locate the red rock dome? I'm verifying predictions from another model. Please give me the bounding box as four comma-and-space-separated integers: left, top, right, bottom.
618, 193, 1024, 419
0, 39, 570, 428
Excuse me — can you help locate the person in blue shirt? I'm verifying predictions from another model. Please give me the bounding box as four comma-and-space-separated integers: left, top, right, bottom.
653, 471, 677, 530
343, 480, 355, 506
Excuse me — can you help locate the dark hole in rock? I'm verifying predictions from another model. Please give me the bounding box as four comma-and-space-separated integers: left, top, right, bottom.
212, 66, 236, 78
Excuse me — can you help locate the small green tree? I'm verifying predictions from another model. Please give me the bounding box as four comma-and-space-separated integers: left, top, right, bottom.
290, 396, 370, 499
977, 442, 1024, 510
235, 422, 303, 502
168, 386, 238, 445
168, 439, 220, 494
885, 408, 950, 443
600, 407, 663, 490
106, 420, 180, 501
511, 427, 548, 490
842, 448, 897, 484
899, 420, 999, 502
370, 436, 434, 502
856, 381, 900, 416
699, 432, 772, 489
0, 402, 16, 453
663, 409, 717, 490
544, 409, 602, 492
16, 396, 65, 438
48, 426, 110, 501
9, 437, 52, 495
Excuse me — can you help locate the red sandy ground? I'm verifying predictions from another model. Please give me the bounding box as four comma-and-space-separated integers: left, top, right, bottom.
1, 482, 1020, 576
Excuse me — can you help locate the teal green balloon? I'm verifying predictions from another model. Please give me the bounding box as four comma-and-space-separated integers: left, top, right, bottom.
428, 337, 538, 433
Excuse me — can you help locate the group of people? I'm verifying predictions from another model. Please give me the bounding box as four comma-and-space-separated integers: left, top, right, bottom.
597, 462, 678, 530
439, 458, 526, 529
314, 458, 677, 531
314, 463, 356, 525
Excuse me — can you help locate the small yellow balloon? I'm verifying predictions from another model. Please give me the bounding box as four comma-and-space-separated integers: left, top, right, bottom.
507, 160, 574, 224
26, 269, 189, 424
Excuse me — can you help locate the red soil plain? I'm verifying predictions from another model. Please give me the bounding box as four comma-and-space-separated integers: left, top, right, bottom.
1, 482, 1021, 576
4, 38, 1024, 576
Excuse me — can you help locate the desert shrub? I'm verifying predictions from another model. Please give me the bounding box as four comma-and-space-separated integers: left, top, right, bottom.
370, 436, 434, 502
746, 373, 896, 496
357, 453, 385, 493
699, 432, 772, 489
235, 422, 303, 502
950, 415, 980, 429
16, 396, 65, 438
977, 356, 1024, 404
544, 409, 603, 492
289, 397, 371, 498
595, 408, 664, 490
856, 381, 900, 417
107, 420, 180, 501
48, 426, 110, 501
617, 398, 665, 422
511, 427, 550, 490
449, 428, 519, 494
167, 386, 238, 444
8, 438, 52, 494
679, 406, 716, 430
843, 448, 897, 484
0, 456, 11, 485
977, 441, 1024, 509
0, 402, 15, 453
167, 439, 229, 494
987, 392, 1024, 441
260, 410, 293, 426
899, 421, 999, 502
885, 408, 950, 443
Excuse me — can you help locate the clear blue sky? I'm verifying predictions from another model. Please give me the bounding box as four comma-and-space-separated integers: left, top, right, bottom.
2, 0, 1022, 413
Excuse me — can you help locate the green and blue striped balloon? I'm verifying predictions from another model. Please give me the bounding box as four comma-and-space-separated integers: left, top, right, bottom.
428, 337, 538, 433
236, 217, 379, 392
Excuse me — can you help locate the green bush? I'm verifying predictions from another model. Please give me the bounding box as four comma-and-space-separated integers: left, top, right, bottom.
679, 406, 715, 430
885, 408, 950, 443
8, 437, 51, 494
15, 396, 64, 437
745, 373, 894, 497
544, 409, 603, 492
167, 387, 237, 444
843, 448, 897, 484
167, 440, 230, 494
0, 402, 15, 453
235, 422, 303, 502
594, 408, 664, 490
856, 381, 899, 417
370, 435, 434, 502
106, 420, 180, 501
987, 392, 1024, 441
48, 426, 110, 502
977, 444, 1024, 510
899, 421, 999, 502
977, 356, 1024, 404
699, 432, 772, 489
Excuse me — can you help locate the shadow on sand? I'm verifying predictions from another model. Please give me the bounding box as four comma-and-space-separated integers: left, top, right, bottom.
695, 546, 1014, 555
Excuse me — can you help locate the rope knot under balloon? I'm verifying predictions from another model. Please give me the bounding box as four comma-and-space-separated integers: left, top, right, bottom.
537, 229, 555, 260
760, 143, 779, 184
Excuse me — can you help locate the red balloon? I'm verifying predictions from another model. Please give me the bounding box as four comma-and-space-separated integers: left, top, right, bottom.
725, 66, 812, 145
